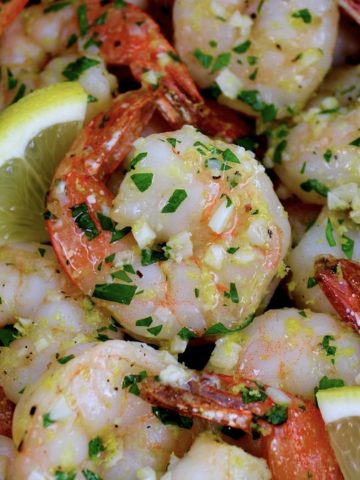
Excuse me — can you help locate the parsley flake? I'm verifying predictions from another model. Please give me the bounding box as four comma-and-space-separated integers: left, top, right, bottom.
152, 406, 193, 429
292, 8, 312, 23
161, 189, 187, 213
71, 203, 100, 240
130, 173, 153, 192
93, 283, 137, 305
62, 57, 100, 80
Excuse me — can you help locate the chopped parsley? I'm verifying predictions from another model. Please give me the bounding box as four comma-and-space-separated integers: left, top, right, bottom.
237, 89, 277, 122
224, 282, 239, 304
241, 386, 267, 403
66, 33, 78, 48
122, 370, 147, 396
62, 57, 100, 81
7, 68, 17, 90
264, 404, 288, 425
81, 470, 102, 480
350, 137, 360, 147
273, 140, 287, 164
0, 325, 18, 347
152, 406, 193, 429
193, 48, 213, 69
292, 8, 312, 23
130, 152, 147, 169
114, 0, 126, 8
178, 327, 197, 341
111, 226, 131, 243
211, 52, 231, 73
77, 4, 89, 36
38, 247, 46, 257
314, 376, 345, 394
130, 172, 153, 192
323, 149, 332, 163
321, 335, 336, 364
111, 269, 133, 283
42, 413, 56, 428
141, 248, 167, 266
307, 276, 318, 288
235, 135, 258, 152
161, 189, 187, 213
71, 203, 100, 240
11, 83, 26, 104
92, 283, 137, 305
233, 40, 251, 54
204, 314, 255, 336
222, 148, 240, 164
147, 324, 163, 336
55, 471, 76, 480
341, 235, 354, 259
57, 354, 75, 365
136, 317, 153, 327
166, 137, 179, 148
300, 179, 329, 197
325, 218, 336, 247
88, 436, 105, 459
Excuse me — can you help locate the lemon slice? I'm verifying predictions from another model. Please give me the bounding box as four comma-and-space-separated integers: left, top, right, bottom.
317, 386, 360, 480
0, 82, 87, 243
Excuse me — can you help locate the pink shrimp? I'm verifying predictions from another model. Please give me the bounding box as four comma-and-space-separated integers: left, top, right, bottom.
315, 255, 360, 334
0, 0, 27, 35
139, 371, 343, 480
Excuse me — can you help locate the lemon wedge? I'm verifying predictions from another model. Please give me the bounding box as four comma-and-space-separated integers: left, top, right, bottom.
317, 385, 360, 480
0, 82, 87, 243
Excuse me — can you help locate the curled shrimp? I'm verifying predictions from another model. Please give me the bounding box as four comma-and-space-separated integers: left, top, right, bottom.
207, 308, 360, 400
0, 0, 248, 140
173, 0, 338, 120
46, 88, 290, 343
140, 368, 343, 479
11, 340, 200, 479
0, 243, 123, 404
267, 65, 360, 217
286, 207, 360, 316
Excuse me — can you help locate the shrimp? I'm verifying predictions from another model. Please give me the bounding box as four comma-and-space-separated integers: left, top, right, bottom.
140, 367, 342, 479
0, 243, 123, 404
0, 0, 27, 35
0, 2, 117, 118
207, 308, 360, 400
173, 0, 338, 121
286, 207, 360, 315
315, 255, 360, 334
267, 65, 360, 214
161, 431, 271, 479
0, 0, 248, 141
10, 340, 200, 479
46, 89, 290, 343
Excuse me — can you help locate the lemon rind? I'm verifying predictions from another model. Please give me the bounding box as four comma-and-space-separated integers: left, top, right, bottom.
0, 82, 87, 165
317, 386, 360, 423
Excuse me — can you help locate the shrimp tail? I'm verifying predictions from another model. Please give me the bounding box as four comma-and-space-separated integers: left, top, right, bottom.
86, 0, 248, 141
140, 372, 342, 479
0, 0, 28, 35
46, 88, 156, 292
315, 255, 360, 334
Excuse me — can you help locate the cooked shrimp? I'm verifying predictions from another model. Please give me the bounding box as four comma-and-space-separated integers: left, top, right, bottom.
0, 2, 117, 118
11, 340, 200, 479
0, 0, 247, 140
161, 431, 271, 480
267, 65, 360, 214
46, 90, 290, 343
315, 255, 360, 334
286, 207, 360, 314
173, 0, 338, 120
0, 0, 27, 35
140, 367, 342, 479
0, 243, 122, 403
207, 308, 360, 400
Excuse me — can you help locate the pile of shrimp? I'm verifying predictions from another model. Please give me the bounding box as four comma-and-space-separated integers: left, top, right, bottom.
0, 0, 360, 479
